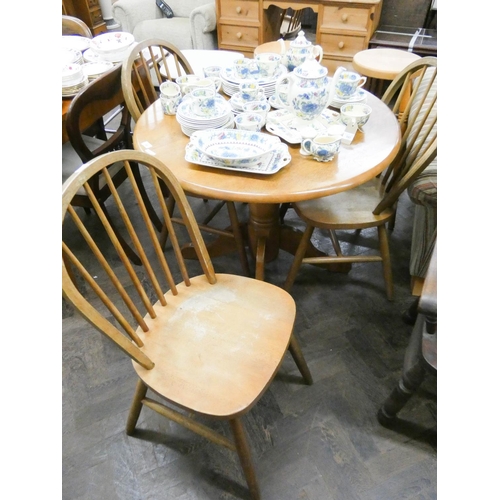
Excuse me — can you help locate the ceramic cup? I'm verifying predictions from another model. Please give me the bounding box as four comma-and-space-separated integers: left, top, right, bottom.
242, 100, 271, 122
340, 103, 372, 129
334, 70, 367, 99
239, 81, 260, 101
190, 88, 216, 117
255, 52, 282, 78
233, 57, 252, 79
159, 81, 182, 115
301, 134, 342, 162
203, 65, 221, 78
234, 112, 265, 131
175, 74, 201, 95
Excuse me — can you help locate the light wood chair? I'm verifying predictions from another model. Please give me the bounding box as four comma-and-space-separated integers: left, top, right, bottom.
62, 14, 93, 38
62, 150, 313, 500
63, 63, 162, 265
284, 57, 438, 300
121, 38, 250, 275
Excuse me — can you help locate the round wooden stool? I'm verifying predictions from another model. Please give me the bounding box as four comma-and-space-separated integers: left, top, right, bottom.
352, 48, 421, 97
254, 40, 290, 56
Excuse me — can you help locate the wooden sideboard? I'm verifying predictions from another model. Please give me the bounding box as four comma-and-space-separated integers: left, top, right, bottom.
62, 0, 107, 36
215, 0, 383, 73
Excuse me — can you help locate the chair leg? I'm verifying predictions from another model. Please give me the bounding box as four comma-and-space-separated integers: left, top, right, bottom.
229, 418, 261, 500
328, 229, 342, 255
226, 201, 251, 276
378, 224, 393, 300
201, 200, 226, 225
283, 224, 314, 292
279, 202, 291, 224
126, 379, 148, 435
288, 333, 313, 385
377, 315, 426, 425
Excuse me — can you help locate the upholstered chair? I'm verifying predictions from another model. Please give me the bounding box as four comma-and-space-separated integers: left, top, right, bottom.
112, 0, 217, 50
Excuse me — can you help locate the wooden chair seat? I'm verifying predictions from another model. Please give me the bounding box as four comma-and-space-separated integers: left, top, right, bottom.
134, 273, 295, 418
293, 178, 393, 229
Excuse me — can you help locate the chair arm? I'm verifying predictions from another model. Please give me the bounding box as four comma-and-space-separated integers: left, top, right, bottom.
190, 3, 217, 50
112, 0, 162, 34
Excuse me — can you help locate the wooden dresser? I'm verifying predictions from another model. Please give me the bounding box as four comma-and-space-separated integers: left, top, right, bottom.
215, 0, 383, 73
62, 0, 107, 36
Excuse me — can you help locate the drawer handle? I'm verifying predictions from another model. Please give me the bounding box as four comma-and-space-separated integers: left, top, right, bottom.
236, 6, 242, 14
341, 14, 348, 22
236, 32, 242, 39
338, 41, 344, 49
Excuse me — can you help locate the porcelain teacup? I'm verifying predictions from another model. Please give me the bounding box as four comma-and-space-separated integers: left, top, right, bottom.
203, 65, 221, 78
340, 103, 372, 129
235, 112, 265, 131
190, 88, 216, 117
239, 81, 261, 101
255, 52, 282, 78
334, 70, 367, 99
300, 134, 342, 162
175, 74, 201, 95
242, 100, 271, 122
159, 81, 182, 115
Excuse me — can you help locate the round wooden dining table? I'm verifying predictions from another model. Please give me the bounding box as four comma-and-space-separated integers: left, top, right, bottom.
133, 91, 401, 280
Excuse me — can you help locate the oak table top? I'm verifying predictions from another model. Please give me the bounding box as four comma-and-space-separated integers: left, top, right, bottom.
133, 92, 401, 280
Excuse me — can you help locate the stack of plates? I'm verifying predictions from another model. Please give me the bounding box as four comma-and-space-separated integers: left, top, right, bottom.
220, 64, 288, 98
62, 35, 91, 53
89, 32, 135, 63
176, 94, 234, 137
62, 47, 83, 66
81, 61, 114, 81
185, 129, 291, 175
62, 63, 88, 98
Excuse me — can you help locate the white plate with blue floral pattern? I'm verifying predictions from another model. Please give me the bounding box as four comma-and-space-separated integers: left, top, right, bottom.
176, 95, 232, 125
185, 142, 290, 175
190, 129, 281, 166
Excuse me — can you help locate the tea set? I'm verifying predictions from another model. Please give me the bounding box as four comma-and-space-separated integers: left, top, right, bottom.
175, 31, 372, 168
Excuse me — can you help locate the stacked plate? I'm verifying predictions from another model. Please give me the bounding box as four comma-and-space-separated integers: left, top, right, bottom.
62, 63, 88, 98
185, 129, 291, 175
62, 35, 91, 53
89, 32, 135, 63
220, 64, 288, 98
62, 47, 83, 66
176, 94, 233, 137
81, 61, 114, 81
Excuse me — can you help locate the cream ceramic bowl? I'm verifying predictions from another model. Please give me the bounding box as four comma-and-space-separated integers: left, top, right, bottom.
340, 103, 372, 128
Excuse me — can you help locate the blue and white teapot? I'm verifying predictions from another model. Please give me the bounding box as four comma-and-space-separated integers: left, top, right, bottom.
279, 30, 323, 71
274, 54, 335, 122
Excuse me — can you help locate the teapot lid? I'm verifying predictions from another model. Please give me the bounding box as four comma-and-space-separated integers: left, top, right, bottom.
290, 30, 312, 48
293, 55, 328, 78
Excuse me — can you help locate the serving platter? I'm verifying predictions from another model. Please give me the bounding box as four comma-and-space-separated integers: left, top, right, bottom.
185, 142, 291, 175
190, 129, 281, 166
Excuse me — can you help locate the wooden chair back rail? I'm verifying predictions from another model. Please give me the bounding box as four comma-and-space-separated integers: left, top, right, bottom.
122, 38, 194, 123
380, 58, 437, 189
63, 151, 218, 364
64, 159, 202, 331
374, 136, 437, 215
62, 14, 93, 38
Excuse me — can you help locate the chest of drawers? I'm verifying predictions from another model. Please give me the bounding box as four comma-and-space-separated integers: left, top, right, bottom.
216, 0, 383, 73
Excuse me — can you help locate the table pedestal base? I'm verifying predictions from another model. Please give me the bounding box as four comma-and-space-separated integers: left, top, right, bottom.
181, 203, 351, 280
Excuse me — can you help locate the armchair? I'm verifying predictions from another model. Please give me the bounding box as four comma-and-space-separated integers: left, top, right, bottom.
112, 0, 217, 50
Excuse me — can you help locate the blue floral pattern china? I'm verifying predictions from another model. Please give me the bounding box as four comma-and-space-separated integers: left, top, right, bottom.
185, 142, 291, 175
190, 129, 281, 166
